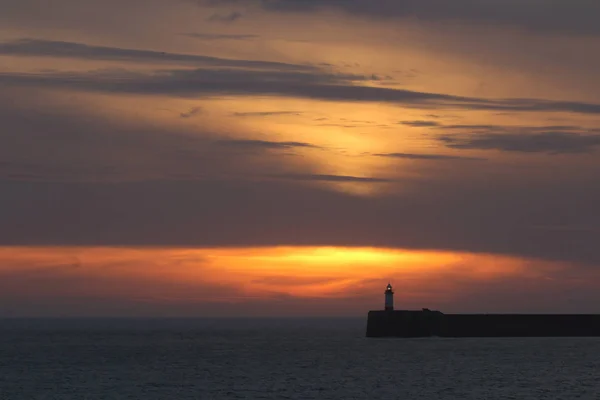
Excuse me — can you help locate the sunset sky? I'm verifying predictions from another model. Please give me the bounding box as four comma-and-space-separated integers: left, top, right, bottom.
1, 0, 600, 317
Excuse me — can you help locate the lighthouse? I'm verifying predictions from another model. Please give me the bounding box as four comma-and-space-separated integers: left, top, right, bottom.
384, 283, 394, 311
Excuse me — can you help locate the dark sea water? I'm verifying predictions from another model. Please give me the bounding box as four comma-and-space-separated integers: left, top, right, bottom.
1, 318, 599, 399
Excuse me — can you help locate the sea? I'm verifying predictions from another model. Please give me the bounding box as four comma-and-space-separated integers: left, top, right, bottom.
1, 318, 599, 399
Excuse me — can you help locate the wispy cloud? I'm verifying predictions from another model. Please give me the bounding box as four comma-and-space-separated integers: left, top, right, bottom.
233, 111, 302, 117
207, 11, 243, 23
526, 225, 599, 233
270, 173, 392, 183
181, 32, 258, 40
216, 139, 320, 150
204, 0, 600, 37
436, 124, 591, 133
439, 132, 600, 154
399, 120, 441, 127
437, 124, 510, 131
4, 66, 600, 115
395, 121, 600, 155
3, 39, 600, 117
180, 107, 202, 118
375, 153, 485, 161
0, 38, 313, 71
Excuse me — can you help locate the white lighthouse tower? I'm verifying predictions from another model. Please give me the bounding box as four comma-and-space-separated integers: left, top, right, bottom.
384, 283, 394, 311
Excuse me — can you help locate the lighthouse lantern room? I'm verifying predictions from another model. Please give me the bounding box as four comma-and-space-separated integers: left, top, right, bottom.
384, 283, 394, 311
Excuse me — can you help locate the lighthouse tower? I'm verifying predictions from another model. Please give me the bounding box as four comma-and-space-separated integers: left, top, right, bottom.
384, 283, 394, 311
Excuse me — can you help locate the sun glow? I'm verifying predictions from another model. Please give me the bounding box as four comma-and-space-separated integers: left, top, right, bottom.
0, 246, 569, 305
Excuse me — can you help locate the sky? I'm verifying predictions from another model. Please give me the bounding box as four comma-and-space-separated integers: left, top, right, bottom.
1, 0, 600, 317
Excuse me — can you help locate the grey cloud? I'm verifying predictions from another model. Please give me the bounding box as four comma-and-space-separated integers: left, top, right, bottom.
434, 124, 592, 133
403, 122, 600, 154
1, 163, 122, 182
215, 139, 320, 149
0, 38, 313, 71
0, 262, 82, 279
233, 111, 302, 117
440, 132, 600, 154
2, 39, 600, 115
529, 125, 585, 132
2, 170, 600, 266
0, 93, 315, 183
439, 124, 506, 131
207, 11, 243, 22
315, 124, 359, 128
400, 120, 441, 127
527, 225, 599, 233
4, 67, 600, 115
180, 107, 202, 118
1, 90, 600, 265
375, 153, 485, 161
210, 0, 600, 36
408, 121, 600, 134
270, 174, 392, 183
181, 32, 258, 40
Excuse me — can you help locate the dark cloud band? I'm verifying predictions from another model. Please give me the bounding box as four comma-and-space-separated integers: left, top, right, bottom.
206, 0, 600, 37
440, 132, 600, 154
0, 38, 314, 71
3, 66, 600, 116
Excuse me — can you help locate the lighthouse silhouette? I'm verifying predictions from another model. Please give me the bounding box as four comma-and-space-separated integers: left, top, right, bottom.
384, 283, 394, 311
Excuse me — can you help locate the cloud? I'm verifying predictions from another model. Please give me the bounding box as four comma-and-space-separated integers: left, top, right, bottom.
215, 139, 320, 150
2, 246, 600, 316
206, 0, 600, 37
526, 225, 599, 233
269, 174, 392, 183
424, 114, 446, 119
439, 132, 600, 154
3, 169, 600, 266
180, 107, 202, 118
1, 91, 599, 265
404, 122, 598, 134
0, 38, 313, 71
396, 122, 600, 155
181, 32, 258, 40
315, 123, 359, 128
4, 65, 600, 115
438, 124, 504, 131
0, 92, 321, 183
3, 38, 600, 116
233, 111, 302, 117
207, 11, 243, 23
250, 276, 344, 286
374, 153, 485, 161
400, 120, 441, 127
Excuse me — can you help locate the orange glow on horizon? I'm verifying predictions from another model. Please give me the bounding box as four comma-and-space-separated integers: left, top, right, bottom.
0, 246, 572, 309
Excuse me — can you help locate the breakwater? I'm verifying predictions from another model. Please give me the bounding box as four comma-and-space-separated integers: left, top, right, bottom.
366, 310, 600, 337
